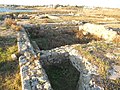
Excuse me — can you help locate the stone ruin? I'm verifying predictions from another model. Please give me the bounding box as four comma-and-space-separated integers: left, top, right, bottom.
17, 23, 120, 90
79, 23, 120, 42
17, 29, 52, 90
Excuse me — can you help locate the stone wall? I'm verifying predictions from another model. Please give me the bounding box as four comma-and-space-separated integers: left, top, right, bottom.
40, 45, 74, 67
40, 45, 104, 90
17, 29, 52, 90
17, 23, 115, 90
17, 22, 79, 29
68, 47, 104, 90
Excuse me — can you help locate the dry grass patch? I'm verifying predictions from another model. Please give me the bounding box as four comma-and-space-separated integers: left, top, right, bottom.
0, 37, 21, 90
4, 18, 22, 31
11, 24, 22, 31
74, 41, 120, 89
4, 18, 16, 28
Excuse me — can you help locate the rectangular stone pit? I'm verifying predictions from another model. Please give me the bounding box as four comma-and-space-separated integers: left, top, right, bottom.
40, 49, 80, 90
26, 24, 99, 50
39, 45, 104, 90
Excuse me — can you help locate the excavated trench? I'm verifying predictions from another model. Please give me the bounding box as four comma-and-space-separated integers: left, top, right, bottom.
42, 58, 80, 90
26, 25, 100, 50
26, 25, 101, 90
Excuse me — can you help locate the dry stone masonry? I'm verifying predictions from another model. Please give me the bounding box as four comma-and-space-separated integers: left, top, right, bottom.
40, 45, 104, 90
17, 23, 120, 90
17, 29, 52, 90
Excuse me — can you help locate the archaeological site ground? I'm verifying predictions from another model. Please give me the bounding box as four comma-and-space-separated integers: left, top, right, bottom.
0, 5, 120, 90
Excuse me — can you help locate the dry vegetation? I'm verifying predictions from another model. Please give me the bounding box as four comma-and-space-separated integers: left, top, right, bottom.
4, 18, 22, 31
11, 24, 22, 31
0, 20, 21, 90
4, 18, 17, 27
59, 8, 120, 28
0, 37, 21, 90
74, 41, 120, 90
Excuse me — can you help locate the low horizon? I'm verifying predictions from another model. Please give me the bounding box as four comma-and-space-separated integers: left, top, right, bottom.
0, 0, 120, 8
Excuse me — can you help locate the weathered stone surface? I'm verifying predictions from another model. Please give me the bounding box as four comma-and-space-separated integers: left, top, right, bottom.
47, 15, 61, 19
11, 54, 17, 60
105, 53, 116, 59
109, 65, 120, 80
44, 82, 52, 90
23, 79, 31, 90
17, 23, 120, 90
79, 23, 118, 41
19, 56, 27, 66
24, 52, 31, 60
40, 45, 103, 90
17, 29, 52, 90
18, 14, 30, 19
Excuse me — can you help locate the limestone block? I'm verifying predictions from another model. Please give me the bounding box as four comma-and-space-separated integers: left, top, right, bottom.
44, 82, 52, 90
38, 76, 47, 84
69, 49, 79, 56
21, 66, 29, 72
11, 54, 17, 60
24, 52, 31, 60
19, 56, 27, 66
34, 60, 42, 69
36, 70, 42, 75
82, 74, 91, 84
31, 69, 37, 75
36, 84, 43, 90
21, 71, 30, 79
25, 62, 30, 66
23, 79, 31, 90
109, 65, 120, 80
47, 15, 60, 20
105, 53, 116, 59
79, 23, 117, 41
69, 55, 77, 62
31, 77, 39, 86
21, 44, 28, 52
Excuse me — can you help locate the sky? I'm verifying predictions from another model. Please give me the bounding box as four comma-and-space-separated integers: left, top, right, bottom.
0, 0, 120, 8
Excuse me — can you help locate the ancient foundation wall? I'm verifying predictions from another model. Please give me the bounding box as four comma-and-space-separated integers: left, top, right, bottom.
40, 45, 104, 90
17, 29, 52, 90
17, 24, 106, 90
